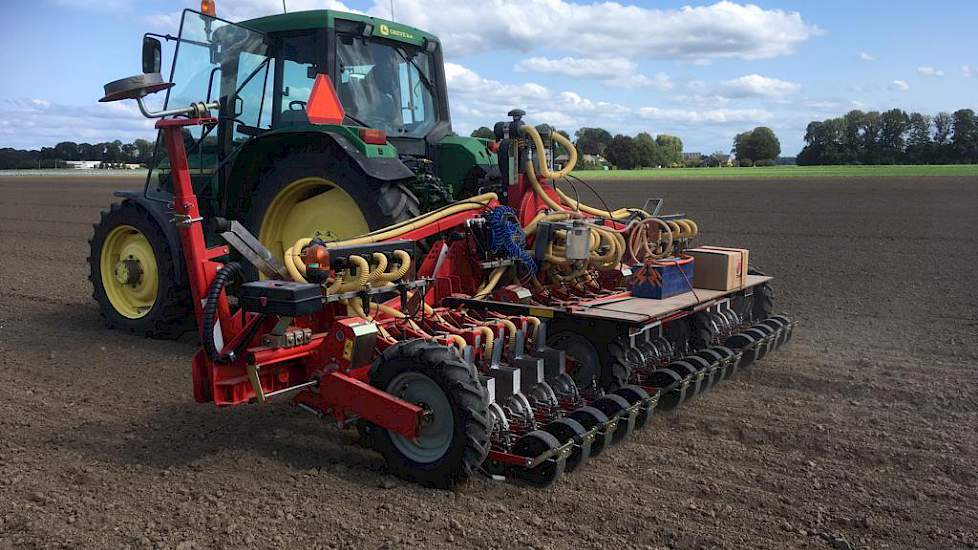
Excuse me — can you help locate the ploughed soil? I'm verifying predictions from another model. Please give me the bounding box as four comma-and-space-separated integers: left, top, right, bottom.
1, 174, 977, 550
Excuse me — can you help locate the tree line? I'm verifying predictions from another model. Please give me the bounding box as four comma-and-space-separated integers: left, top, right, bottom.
0, 139, 156, 170
798, 109, 978, 165
471, 126, 686, 169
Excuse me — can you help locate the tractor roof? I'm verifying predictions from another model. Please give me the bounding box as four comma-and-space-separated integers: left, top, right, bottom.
240, 10, 436, 48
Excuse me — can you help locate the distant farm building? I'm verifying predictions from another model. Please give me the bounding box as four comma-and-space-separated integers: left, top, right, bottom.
65, 160, 101, 169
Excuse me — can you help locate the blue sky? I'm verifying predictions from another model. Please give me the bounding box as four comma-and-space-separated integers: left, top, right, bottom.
1, 0, 976, 154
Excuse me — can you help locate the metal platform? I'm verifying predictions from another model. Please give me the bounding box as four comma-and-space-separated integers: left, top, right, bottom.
568, 275, 773, 324
444, 275, 772, 328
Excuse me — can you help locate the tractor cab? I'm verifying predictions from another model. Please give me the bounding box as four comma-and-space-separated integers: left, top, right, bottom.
146, 9, 457, 203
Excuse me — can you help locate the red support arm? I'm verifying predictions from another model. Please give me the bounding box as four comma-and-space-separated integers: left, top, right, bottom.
310, 372, 425, 439
156, 117, 220, 320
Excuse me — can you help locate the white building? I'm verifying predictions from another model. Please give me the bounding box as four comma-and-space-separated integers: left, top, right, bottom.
65, 160, 101, 169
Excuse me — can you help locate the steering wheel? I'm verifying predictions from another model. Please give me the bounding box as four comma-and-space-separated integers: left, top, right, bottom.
288, 100, 307, 111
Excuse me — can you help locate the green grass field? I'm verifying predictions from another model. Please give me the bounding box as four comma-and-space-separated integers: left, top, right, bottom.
573, 164, 978, 179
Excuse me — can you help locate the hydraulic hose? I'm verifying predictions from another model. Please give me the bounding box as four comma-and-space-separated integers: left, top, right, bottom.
523, 315, 540, 341
495, 317, 519, 351
373, 249, 411, 285
625, 217, 674, 263
365, 252, 388, 285
202, 262, 247, 364
474, 265, 507, 299
282, 193, 498, 282
475, 325, 495, 357
336, 255, 370, 292
520, 125, 637, 219
524, 211, 580, 236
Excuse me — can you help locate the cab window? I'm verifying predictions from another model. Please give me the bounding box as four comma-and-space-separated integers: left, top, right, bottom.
275, 31, 324, 127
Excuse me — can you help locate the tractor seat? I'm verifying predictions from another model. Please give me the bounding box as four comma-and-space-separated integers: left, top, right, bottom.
279, 108, 309, 127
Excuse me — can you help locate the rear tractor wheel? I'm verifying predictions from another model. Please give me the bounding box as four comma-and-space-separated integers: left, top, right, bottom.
243, 150, 420, 270
370, 340, 490, 489
88, 200, 193, 339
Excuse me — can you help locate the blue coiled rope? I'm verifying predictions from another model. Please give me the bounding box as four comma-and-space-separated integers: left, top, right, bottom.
485, 206, 537, 276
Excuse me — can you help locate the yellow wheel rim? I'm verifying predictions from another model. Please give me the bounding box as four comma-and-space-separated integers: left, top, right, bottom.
100, 225, 159, 319
259, 177, 370, 262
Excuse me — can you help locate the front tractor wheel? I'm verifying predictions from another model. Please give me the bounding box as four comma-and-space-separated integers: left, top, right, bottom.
369, 340, 490, 489
88, 200, 193, 339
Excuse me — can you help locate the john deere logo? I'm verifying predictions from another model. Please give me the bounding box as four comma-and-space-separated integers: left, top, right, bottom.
377, 23, 414, 40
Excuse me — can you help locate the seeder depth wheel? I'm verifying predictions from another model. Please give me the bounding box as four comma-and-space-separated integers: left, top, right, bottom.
592, 393, 635, 443
543, 417, 590, 473
512, 430, 566, 487
613, 385, 654, 429
568, 406, 612, 457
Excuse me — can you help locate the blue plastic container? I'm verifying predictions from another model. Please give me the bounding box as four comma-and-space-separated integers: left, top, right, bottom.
630, 256, 695, 299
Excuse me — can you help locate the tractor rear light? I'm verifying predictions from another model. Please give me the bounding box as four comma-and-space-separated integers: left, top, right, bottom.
307, 74, 345, 125
487, 140, 500, 153
359, 128, 387, 145
200, 0, 216, 16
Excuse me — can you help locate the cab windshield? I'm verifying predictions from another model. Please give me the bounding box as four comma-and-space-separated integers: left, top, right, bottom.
336, 34, 437, 138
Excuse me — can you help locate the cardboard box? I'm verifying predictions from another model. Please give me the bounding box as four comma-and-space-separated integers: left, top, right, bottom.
687, 247, 748, 290
699, 246, 749, 280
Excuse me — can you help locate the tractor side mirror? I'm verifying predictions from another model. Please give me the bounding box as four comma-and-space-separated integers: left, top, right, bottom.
99, 73, 174, 103
142, 36, 162, 74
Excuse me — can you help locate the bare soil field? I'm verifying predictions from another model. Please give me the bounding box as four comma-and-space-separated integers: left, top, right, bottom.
2, 174, 977, 549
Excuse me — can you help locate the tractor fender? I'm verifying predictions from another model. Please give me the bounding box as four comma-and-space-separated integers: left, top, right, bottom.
223, 129, 414, 219
111, 190, 187, 286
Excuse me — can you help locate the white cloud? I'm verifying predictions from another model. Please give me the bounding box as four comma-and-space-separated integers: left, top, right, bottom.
637, 106, 772, 124
916, 66, 945, 77
859, 52, 877, 62
721, 74, 800, 97
890, 80, 910, 92
803, 100, 841, 110
0, 98, 155, 150
374, 0, 820, 59
515, 57, 674, 90
516, 56, 633, 80
608, 72, 674, 91
963, 65, 975, 78
443, 62, 783, 138
445, 62, 549, 104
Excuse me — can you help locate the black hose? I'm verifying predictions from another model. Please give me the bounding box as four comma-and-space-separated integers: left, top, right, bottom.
202, 262, 244, 363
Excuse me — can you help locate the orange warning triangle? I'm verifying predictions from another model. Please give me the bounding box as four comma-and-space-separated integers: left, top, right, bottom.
306, 74, 345, 125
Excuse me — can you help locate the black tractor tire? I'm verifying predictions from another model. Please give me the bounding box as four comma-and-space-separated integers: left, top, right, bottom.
88, 200, 194, 339
689, 312, 717, 351
752, 283, 774, 322
241, 147, 419, 278
604, 336, 638, 391
747, 266, 774, 322
369, 339, 490, 489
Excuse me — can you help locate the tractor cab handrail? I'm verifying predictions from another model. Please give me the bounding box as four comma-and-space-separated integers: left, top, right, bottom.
136, 97, 219, 119
100, 72, 219, 119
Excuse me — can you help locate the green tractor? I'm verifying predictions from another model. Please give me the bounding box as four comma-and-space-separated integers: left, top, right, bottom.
90, 8, 499, 338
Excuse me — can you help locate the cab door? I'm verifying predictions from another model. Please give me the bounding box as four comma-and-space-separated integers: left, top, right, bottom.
271, 30, 327, 128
